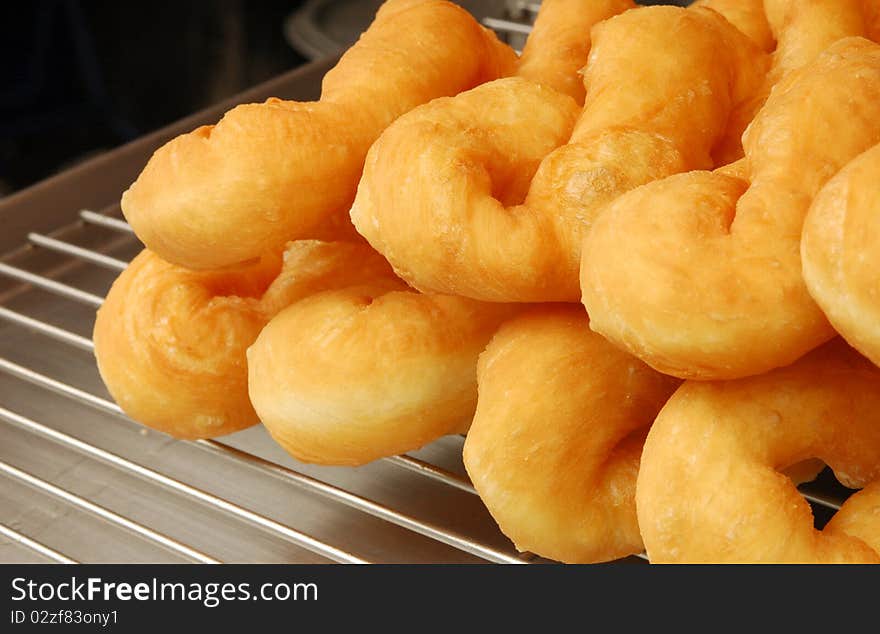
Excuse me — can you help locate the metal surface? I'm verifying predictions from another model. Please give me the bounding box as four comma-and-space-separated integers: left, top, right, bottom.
0, 11, 850, 565
0, 50, 557, 564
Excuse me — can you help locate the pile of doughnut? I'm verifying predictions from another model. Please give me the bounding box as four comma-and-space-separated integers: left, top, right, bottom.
93, 0, 880, 563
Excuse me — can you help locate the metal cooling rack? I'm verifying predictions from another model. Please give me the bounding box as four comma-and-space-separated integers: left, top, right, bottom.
0, 8, 849, 565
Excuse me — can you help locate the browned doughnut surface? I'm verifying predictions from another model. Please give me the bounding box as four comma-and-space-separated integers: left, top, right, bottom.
802, 143, 880, 368
637, 340, 880, 563
464, 305, 679, 563
581, 37, 880, 380
122, 0, 515, 270
353, 5, 766, 302
94, 241, 396, 438
248, 290, 515, 466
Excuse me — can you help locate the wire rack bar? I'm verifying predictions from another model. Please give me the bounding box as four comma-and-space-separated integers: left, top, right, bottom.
482, 17, 533, 34
0, 258, 483, 500
193, 439, 524, 564
0, 523, 78, 564
0, 248, 846, 566
28, 233, 128, 272
0, 357, 524, 563
0, 263, 104, 308
384, 455, 476, 495
8, 245, 847, 513
798, 487, 845, 511
79, 210, 136, 234
0, 306, 94, 352
0, 406, 367, 564
0, 460, 220, 564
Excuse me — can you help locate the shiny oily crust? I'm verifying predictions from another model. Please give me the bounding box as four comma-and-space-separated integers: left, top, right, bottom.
581, 37, 880, 380
692, 0, 774, 164
693, 0, 774, 52
122, 0, 515, 270
94, 241, 398, 439
802, 143, 880, 368
352, 5, 767, 302
637, 340, 880, 563
247, 288, 515, 466
514, 0, 635, 105
464, 305, 679, 563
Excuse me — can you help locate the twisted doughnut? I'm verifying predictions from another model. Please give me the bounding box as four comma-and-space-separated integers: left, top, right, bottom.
515, 0, 635, 104
802, 142, 880, 368
693, 0, 773, 52
247, 289, 514, 466
94, 241, 396, 438
764, 0, 879, 82
463, 305, 679, 563
352, 5, 767, 302
637, 340, 880, 563
121, 0, 515, 270
870, 1, 880, 40
690, 0, 773, 165
699, 0, 880, 166
581, 37, 880, 380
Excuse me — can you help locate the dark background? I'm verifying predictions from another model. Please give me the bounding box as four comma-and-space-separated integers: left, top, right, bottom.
0, 0, 688, 197
1, 0, 308, 196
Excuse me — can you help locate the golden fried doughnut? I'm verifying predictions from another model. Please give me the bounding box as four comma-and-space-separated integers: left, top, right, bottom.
637, 340, 880, 563
352, 5, 766, 302
515, 0, 635, 104
764, 0, 877, 81
694, 0, 774, 52
825, 481, 880, 555
581, 38, 880, 380
247, 289, 515, 466
94, 241, 396, 438
868, 0, 880, 40
690, 0, 774, 164
121, 0, 515, 270
705, 1, 880, 165
802, 143, 880, 368
463, 305, 679, 563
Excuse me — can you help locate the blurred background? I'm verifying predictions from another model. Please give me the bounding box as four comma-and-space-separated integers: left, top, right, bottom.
1, 0, 687, 197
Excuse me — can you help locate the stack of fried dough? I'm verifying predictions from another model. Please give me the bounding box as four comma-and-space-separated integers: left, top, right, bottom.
93, 0, 880, 564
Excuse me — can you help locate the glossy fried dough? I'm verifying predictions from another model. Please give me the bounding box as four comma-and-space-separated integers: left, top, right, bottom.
802, 143, 880, 368
247, 290, 515, 466
464, 306, 679, 563
515, 0, 635, 104
93, 242, 397, 438
693, 0, 774, 52
352, 5, 767, 302
581, 38, 880, 380
122, 0, 515, 270
637, 341, 880, 563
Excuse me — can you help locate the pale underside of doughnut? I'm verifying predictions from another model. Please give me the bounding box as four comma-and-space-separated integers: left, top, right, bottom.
352, 6, 767, 303
463, 305, 680, 563
94, 241, 397, 439
122, 0, 516, 270
802, 143, 880, 368
247, 288, 515, 466
581, 38, 880, 380
637, 340, 880, 563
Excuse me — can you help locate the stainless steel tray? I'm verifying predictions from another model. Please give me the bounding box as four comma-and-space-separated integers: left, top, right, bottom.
0, 15, 848, 565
